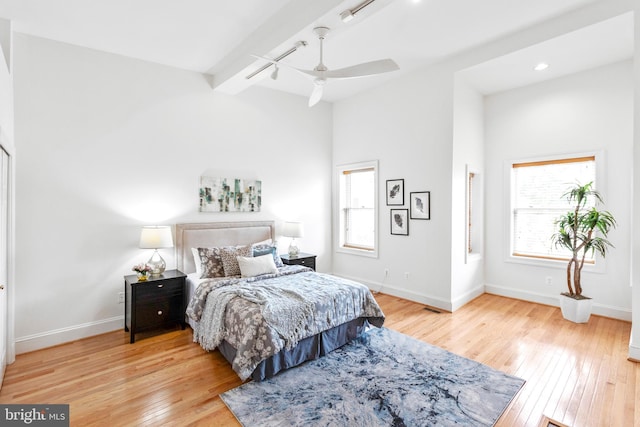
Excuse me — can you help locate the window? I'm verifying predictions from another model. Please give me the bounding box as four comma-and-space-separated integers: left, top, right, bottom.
511, 155, 596, 262
336, 161, 378, 257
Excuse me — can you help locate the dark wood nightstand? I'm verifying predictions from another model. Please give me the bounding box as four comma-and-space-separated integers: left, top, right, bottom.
280, 253, 316, 271
124, 269, 187, 343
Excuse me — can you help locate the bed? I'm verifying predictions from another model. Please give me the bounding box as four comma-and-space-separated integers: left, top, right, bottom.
176, 221, 385, 381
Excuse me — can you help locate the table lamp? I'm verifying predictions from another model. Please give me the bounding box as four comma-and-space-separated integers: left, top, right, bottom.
282, 221, 304, 257
139, 225, 174, 277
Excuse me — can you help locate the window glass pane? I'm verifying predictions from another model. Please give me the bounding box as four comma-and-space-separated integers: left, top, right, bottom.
345, 208, 374, 248
338, 164, 376, 252
512, 157, 595, 261
348, 170, 374, 208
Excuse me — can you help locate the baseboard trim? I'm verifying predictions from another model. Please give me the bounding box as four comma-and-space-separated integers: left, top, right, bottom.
332, 273, 453, 312
0, 351, 5, 382
451, 286, 485, 312
629, 340, 640, 361
485, 283, 631, 321
15, 316, 124, 354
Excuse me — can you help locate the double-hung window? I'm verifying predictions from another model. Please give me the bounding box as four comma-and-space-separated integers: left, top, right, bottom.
511, 155, 597, 262
336, 161, 378, 257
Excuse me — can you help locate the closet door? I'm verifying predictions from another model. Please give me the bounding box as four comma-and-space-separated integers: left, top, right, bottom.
0, 147, 8, 387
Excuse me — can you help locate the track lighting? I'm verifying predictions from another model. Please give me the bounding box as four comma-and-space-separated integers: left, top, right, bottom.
339, 0, 376, 23
340, 10, 354, 23
246, 41, 307, 80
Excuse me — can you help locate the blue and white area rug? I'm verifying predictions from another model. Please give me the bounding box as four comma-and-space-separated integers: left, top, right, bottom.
221, 327, 524, 426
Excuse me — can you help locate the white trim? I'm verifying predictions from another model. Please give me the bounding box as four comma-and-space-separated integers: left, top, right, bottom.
332, 272, 453, 312
451, 285, 485, 312
0, 350, 4, 383
629, 330, 640, 360
334, 160, 379, 259
504, 150, 607, 271
0, 130, 14, 367
15, 316, 123, 354
465, 165, 483, 264
485, 282, 631, 321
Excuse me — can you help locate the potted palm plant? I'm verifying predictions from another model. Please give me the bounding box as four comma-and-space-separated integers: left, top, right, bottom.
550, 182, 616, 323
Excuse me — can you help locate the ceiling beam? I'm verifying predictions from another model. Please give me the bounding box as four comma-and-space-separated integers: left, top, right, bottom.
207, 0, 347, 94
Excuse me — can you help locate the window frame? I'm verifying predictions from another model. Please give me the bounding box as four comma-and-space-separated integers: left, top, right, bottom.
334, 160, 379, 258
505, 150, 606, 272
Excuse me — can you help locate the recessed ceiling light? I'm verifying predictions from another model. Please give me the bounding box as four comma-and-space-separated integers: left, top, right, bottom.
534, 63, 549, 71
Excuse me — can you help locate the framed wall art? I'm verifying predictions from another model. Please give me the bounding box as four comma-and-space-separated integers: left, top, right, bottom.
199, 176, 262, 212
386, 179, 404, 206
410, 191, 431, 220
390, 209, 409, 235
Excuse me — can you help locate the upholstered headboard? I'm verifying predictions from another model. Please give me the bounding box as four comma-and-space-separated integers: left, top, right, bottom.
175, 221, 275, 274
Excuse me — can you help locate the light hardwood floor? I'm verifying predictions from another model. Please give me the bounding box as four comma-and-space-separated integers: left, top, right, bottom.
0, 293, 637, 426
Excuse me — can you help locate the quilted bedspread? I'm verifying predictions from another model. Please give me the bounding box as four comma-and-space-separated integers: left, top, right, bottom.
186, 266, 385, 380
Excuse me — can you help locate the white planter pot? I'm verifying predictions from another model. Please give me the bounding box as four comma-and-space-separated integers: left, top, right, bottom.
559, 294, 593, 323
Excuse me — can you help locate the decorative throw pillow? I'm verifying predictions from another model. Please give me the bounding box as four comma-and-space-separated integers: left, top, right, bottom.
237, 254, 278, 278
196, 247, 225, 279
252, 243, 284, 267
220, 245, 252, 277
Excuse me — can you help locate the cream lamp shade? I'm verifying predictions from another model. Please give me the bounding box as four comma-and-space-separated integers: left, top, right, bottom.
282, 222, 304, 257
139, 226, 173, 276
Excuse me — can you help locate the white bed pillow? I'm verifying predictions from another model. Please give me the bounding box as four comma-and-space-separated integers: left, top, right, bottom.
191, 248, 203, 276
237, 254, 278, 278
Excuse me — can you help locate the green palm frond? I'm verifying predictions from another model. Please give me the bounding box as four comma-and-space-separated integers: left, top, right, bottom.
551, 182, 616, 296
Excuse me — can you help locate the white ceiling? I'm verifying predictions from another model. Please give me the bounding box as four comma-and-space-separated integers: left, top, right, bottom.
0, 0, 634, 103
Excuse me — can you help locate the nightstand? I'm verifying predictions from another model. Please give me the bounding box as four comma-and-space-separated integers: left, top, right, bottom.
280, 253, 317, 271
124, 269, 187, 343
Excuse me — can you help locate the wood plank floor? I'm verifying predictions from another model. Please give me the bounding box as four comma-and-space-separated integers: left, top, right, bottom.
0, 293, 637, 426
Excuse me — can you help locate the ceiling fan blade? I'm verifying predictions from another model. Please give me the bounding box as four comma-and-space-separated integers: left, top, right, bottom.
308, 83, 324, 107
325, 59, 399, 79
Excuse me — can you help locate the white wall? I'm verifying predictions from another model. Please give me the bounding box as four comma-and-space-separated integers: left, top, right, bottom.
451, 77, 485, 310
0, 18, 15, 366
0, 18, 12, 144
484, 61, 634, 320
332, 2, 637, 319
13, 34, 333, 353
333, 64, 455, 310
629, 7, 640, 361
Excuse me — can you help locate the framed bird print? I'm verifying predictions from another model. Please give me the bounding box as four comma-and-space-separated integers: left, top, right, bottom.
390, 209, 409, 235
410, 191, 430, 220
386, 179, 404, 206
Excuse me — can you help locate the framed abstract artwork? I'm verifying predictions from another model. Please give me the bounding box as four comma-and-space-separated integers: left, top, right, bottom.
199, 176, 262, 212
390, 209, 409, 235
386, 179, 404, 206
410, 191, 431, 220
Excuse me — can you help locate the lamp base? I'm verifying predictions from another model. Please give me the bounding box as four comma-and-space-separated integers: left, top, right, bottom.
288, 239, 300, 258
147, 249, 166, 277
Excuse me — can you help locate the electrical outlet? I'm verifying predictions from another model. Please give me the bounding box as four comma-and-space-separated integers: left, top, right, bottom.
118, 292, 125, 304
545, 277, 553, 286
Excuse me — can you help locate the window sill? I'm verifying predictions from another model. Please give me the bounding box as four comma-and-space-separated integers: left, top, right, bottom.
336, 246, 378, 258
505, 254, 605, 274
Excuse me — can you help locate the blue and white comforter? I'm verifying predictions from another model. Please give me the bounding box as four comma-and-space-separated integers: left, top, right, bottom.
186, 266, 385, 380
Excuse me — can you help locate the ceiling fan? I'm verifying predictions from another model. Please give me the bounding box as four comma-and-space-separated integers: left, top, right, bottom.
256, 26, 399, 107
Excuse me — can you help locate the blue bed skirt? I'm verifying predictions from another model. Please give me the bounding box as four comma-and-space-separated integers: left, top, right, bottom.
218, 317, 370, 381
